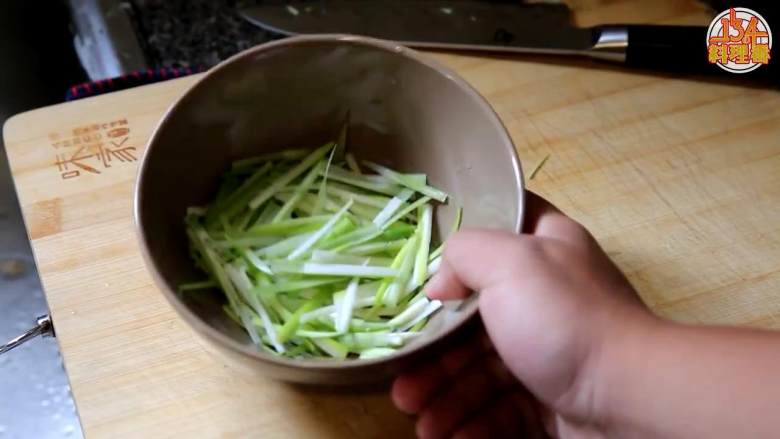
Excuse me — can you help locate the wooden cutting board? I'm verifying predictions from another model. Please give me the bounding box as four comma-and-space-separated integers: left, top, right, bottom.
4, 3, 780, 438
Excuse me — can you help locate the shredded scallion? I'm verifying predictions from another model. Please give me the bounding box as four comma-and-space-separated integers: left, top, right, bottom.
181, 141, 461, 359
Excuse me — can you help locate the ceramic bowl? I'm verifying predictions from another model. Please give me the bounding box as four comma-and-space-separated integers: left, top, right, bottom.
134, 35, 524, 385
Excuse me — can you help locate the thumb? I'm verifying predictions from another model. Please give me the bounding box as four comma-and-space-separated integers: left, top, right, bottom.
425, 229, 525, 300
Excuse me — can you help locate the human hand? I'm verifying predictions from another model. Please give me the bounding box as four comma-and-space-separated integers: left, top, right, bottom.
392, 192, 656, 438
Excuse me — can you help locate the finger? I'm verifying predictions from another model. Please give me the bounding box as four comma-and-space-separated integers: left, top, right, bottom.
415, 355, 516, 439
452, 392, 546, 439
425, 229, 527, 301
427, 194, 591, 301
392, 335, 486, 414
424, 256, 470, 300
524, 191, 591, 247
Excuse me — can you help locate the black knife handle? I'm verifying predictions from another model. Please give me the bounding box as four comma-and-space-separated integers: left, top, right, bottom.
622, 24, 777, 85
625, 25, 707, 71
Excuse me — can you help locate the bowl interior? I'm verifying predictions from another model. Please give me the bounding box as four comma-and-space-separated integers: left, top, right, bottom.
136, 36, 523, 367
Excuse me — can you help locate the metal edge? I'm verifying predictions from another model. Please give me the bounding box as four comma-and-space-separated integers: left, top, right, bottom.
587, 26, 628, 62
68, 0, 148, 79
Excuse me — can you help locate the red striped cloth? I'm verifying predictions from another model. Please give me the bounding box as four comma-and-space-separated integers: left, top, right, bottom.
66, 66, 208, 101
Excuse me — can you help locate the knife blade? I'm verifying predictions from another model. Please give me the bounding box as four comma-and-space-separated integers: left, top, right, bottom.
239, 0, 593, 54
240, 2, 598, 58
239, 1, 778, 83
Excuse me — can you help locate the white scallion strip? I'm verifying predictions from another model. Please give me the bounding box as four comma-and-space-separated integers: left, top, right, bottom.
243, 249, 273, 275
384, 235, 418, 307
372, 189, 414, 226
325, 183, 393, 209
359, 347, 396, 359
212, 236, 280, 250
272, 161, 323, 223
287, 199, 354, 260
310, 250, 392, 266
187, 227, 241, 309
312, 338, 348, 359
350, 318, 389, 331
256, 233, 313, 258
411, 204, 433, 288
207, 162, 274, 225
324, 225, 382, 251
183, 144, 457, 359
345, 153, 362, 174
335, 278, 359, 333
313, 146, 338, 214
274, 192, 345, 218
248, 142, 334, 209
387, 296, 430, 328
300, 296, 377, 324
239, 306, 264, 346
246, 215, 329, 237
400, 300, 443, 332
363, 161, 448, 202
254, 278, 344, 296
271, 261, 399, 278
225, 264, 284, 353
381, 196, 432, 230
427, 255, 442, 277
322, 167, 402, 196
344, 239, 406, 256
404, 173, 427, 185
295, 330, 343, 338
338, 332, 421, 349
255, 200, 282, 225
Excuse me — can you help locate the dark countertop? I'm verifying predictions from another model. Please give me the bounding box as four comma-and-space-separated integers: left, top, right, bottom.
130, 0, 278, 68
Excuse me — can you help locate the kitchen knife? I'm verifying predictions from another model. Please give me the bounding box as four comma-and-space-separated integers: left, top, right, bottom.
239, 1, 777, 82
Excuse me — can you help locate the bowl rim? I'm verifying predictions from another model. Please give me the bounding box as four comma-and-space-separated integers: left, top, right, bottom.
133, 34, 525, 371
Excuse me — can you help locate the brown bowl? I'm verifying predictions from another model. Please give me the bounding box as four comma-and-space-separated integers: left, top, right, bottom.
134, 35, 524, 385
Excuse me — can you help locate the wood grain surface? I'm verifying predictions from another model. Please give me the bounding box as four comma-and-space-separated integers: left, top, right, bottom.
5, 2, 780, 437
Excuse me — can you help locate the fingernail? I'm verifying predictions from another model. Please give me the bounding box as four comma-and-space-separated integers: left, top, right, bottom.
423, 275, 443, 299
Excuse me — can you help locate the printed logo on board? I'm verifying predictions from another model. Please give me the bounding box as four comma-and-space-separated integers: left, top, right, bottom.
107, 127, 130, 138
707, 7, 772, 73
48, 118, 136, 180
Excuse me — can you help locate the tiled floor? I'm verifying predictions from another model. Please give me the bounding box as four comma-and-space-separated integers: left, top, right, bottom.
0, 2, 87, 438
